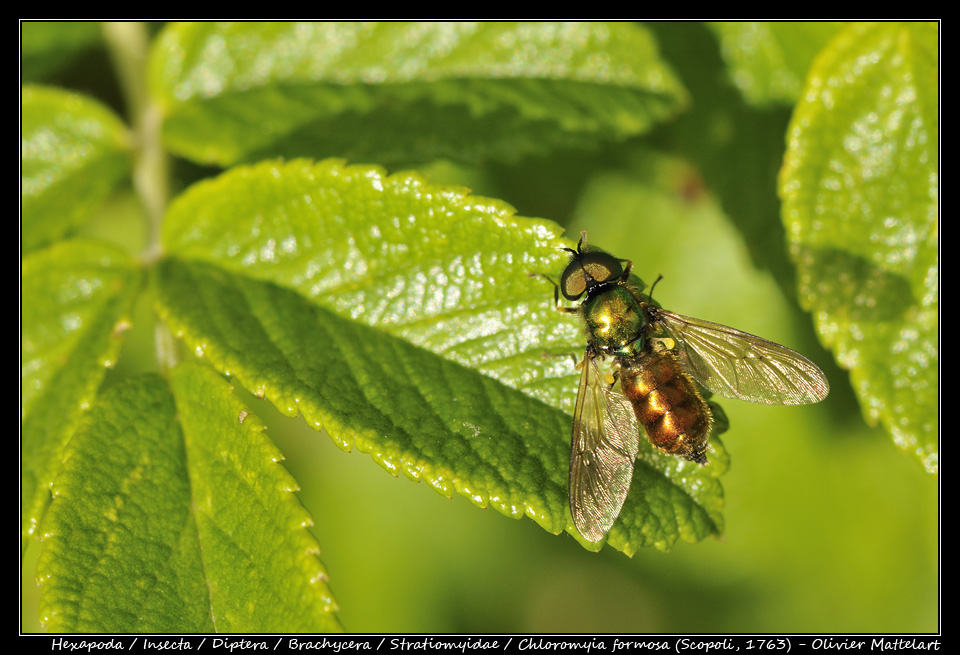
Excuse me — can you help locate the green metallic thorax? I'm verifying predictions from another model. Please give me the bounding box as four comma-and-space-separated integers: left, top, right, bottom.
581, 284, 648, 359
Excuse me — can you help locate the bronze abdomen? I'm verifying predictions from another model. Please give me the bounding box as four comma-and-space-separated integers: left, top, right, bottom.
619, 348, 712, 464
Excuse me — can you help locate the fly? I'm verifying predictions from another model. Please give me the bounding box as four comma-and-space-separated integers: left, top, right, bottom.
539, 233, 829, 542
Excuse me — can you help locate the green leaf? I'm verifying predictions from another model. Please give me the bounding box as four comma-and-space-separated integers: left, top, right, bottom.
22, 240, 141, 546
21, 21, 103, 81
149, 22, 687, 166
37, 366, 341, 632
709, 22, 845, 105
157, 159, 725, 553
21, 85, 132, 252
161, 159, 574, 408
780, 22, 938, 472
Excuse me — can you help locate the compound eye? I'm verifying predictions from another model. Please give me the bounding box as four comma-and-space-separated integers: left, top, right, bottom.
560, 263, 586, 300
582, 251, 622, 283
560, 250, 623, 300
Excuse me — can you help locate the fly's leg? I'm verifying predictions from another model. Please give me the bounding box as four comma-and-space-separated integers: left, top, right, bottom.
528, 272, 579, 314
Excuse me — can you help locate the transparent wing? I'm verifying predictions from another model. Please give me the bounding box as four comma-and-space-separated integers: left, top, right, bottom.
568, 353, 641, 542
653, 309, 830, 406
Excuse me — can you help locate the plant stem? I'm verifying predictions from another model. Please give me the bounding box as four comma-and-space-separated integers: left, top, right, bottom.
101, 22, 179, 372
100, 21, 169, 262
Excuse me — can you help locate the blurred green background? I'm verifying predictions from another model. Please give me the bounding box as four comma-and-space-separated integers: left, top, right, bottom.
21, 21, 937, 633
